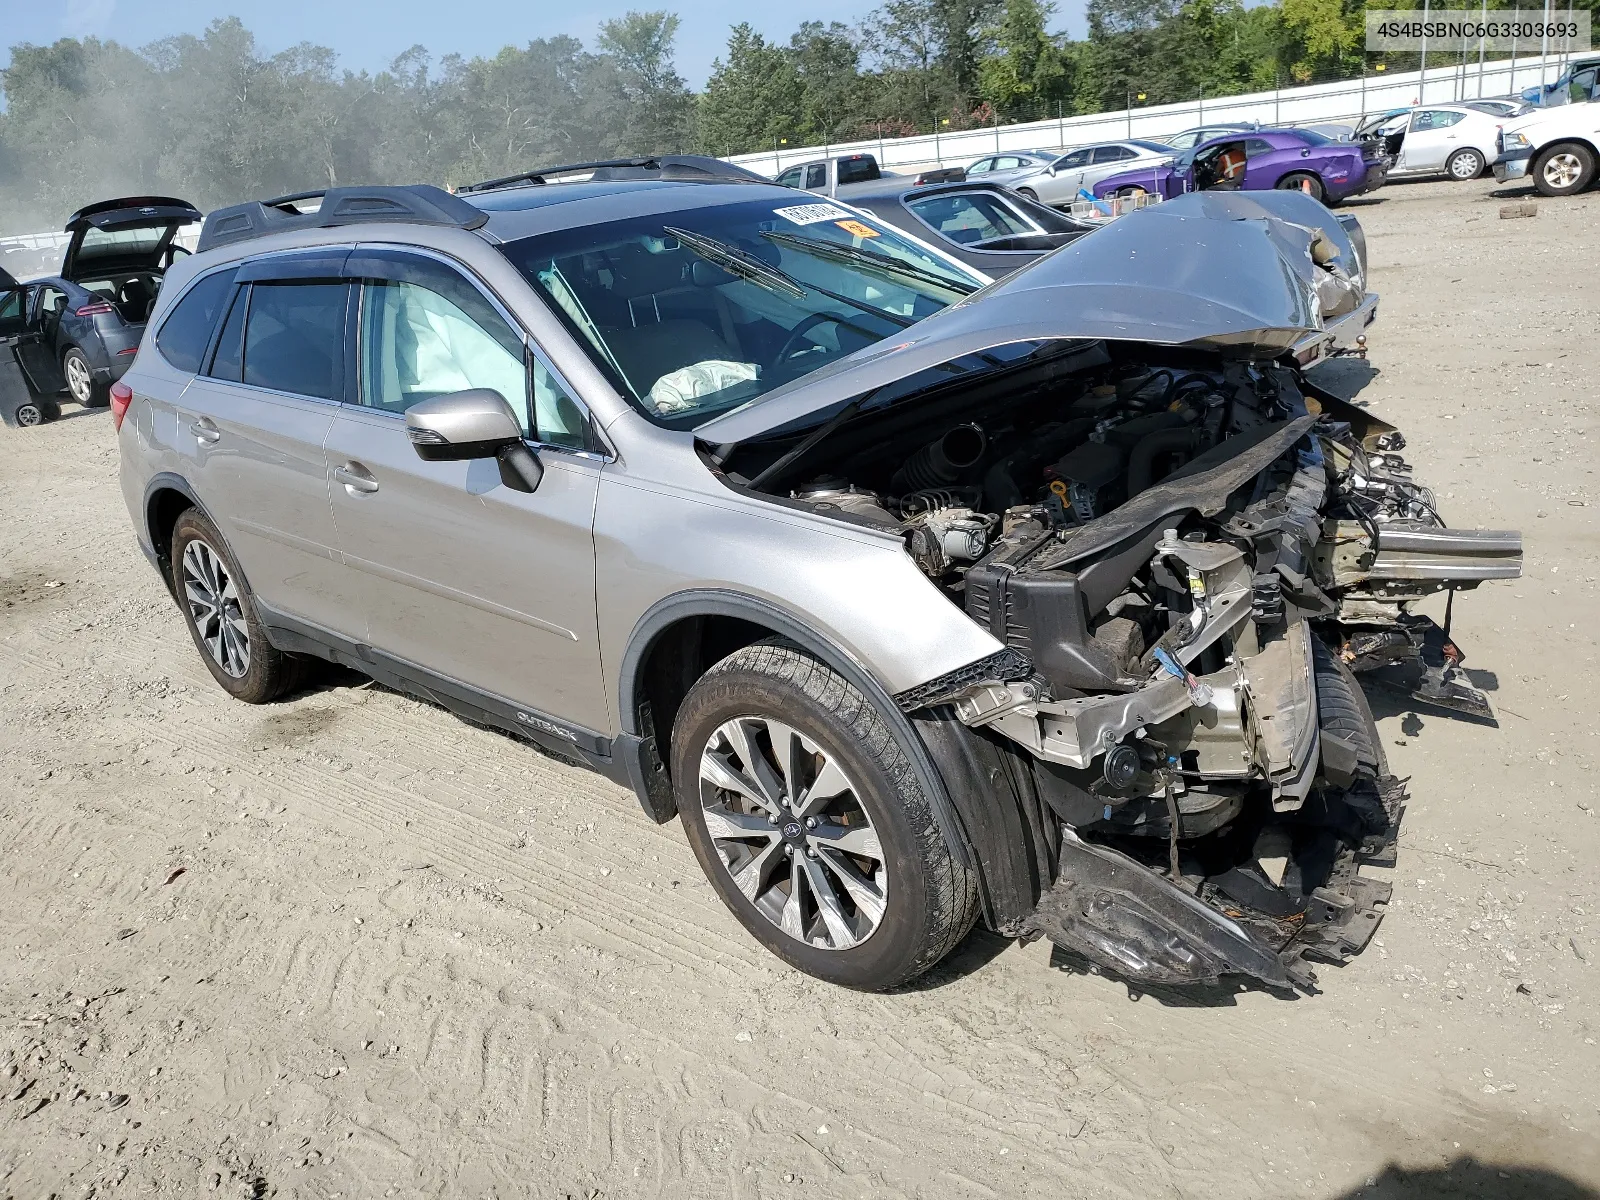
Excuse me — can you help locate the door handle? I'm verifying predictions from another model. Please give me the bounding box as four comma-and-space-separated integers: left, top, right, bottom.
190, 418, 221, 444
334, 462, 379, 494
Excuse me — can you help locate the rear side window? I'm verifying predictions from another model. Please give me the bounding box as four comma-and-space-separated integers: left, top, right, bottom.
156, 269, 238, 373
208, 285, 247, 382
242, 282, 348, 400
803, 164, 827, 189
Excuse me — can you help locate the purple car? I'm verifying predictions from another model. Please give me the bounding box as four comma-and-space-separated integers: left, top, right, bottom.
1093, 129, 1389, 207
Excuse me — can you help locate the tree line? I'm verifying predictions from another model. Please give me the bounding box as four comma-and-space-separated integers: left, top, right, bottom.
1, 0, 1591, 233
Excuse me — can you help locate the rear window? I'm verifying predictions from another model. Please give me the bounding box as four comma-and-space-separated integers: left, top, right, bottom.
241, 282, 348, 400
155, 268, 239, 373
837, 157, 878, 184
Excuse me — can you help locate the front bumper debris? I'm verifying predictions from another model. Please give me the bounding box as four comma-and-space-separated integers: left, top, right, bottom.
1492, 153, 1532, 182
1025, 770, 1406, 992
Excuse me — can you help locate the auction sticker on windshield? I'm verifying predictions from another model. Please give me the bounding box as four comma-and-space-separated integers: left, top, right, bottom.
774, 203, 854, 225
835, 219, 880, 238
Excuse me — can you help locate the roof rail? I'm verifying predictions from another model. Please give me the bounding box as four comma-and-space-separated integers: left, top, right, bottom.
457, 155, 769, 195
196, 184, 489, 254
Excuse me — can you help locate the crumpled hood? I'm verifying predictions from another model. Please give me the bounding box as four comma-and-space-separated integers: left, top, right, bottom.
696, 202, 1324, 445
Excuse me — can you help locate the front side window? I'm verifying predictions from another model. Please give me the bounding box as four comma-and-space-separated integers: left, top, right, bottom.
242, 281, 347, 400
155, 268, 238, 373
359, 280, 525, 417
968, 158, 993, 175
1057, 149, 1090, 169
908, 192, 1033, 245
776, 168, 802, 188
497, 196, 983, 428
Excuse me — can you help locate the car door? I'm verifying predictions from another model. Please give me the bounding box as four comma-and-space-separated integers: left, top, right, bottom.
1397, 110, 1460, 172
1082, 144, 1140, 192
1037, 148, 1091, 203
1240, 137, 1282, 189
320, 247, 609, 737
14, 285, 67, 393
166, 254, 363, 639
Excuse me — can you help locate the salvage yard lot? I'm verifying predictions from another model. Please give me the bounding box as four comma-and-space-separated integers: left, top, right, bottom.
2, 177, 1598, 1199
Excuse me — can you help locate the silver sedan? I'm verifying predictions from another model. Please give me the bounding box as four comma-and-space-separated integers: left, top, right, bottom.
1007, 140, 1176, 207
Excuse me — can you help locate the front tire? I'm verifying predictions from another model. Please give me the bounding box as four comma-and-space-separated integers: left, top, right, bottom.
169, 508, 309, 703
671, 640, 978, 990
1532, 142, 1596, 196
62, 347, 108, 408
1445, 147, 1485, 181
1015, 187, 1039, 202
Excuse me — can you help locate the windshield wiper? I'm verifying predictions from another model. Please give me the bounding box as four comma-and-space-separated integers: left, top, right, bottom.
669, 225, 914, 330
663, 226, 806, 299
761, 230, 979, 296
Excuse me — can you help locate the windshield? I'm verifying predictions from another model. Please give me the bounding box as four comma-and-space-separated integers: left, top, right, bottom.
497, 197, 983, 427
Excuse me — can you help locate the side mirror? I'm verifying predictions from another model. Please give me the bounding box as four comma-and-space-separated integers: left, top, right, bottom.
405, 387, 543, 493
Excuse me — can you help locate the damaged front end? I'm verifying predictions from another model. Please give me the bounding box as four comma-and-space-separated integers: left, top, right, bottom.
702, 205, 1521, 992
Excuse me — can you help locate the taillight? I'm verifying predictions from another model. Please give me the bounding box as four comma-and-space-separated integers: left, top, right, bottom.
76, 300, 115, 317
110, 381, 134, 432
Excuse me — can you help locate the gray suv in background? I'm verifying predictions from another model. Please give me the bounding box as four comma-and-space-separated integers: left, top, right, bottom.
117, 156, 1519, 993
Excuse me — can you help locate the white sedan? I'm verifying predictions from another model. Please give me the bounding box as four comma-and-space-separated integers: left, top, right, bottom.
1356, 105, 1502, 181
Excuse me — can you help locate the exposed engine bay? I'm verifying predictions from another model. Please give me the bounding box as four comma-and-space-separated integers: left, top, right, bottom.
718, 339, 1522, 991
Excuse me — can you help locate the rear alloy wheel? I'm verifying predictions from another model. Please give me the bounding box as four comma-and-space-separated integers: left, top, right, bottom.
672, 639, 978, 990
63, 347, 108, 408
14, 400, 46, 427
1277, 172, 1325, 202
1445, 147, 1485, 181
169, 508, 310, 703
1532, 142, 1597, 196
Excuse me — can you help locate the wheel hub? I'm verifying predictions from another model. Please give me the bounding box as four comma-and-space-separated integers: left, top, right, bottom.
181, 538, 251, 678
697, 715, 888, 951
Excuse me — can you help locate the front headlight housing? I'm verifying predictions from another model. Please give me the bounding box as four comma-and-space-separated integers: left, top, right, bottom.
1502, 131, 1534, 152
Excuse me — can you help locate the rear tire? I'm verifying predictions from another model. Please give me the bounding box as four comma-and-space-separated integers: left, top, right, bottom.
1277, 172, 1325, 203
1531, 142, 1596, 196
63, 347, 108, 407
671, 639, 978, 990
1445, 147, 1485, 181
169, 508, 310, 703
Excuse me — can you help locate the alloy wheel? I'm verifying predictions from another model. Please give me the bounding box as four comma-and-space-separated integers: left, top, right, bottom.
181, 538, 250, 678
65, 354, 92, 405
1544, 152, 1584, 190
16, 403, 43, 427
698, 716, 888, 951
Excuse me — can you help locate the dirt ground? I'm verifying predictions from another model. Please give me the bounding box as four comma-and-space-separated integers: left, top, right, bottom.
2, 177, 1598, 1200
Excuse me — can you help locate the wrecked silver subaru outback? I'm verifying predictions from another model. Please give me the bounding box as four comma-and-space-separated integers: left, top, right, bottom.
123, 166, 1519, 994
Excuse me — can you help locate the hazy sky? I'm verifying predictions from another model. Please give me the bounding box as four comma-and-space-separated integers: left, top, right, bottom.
5, 0, 1092, 90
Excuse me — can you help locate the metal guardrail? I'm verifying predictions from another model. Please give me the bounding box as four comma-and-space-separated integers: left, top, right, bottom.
729, 51, 1576, 176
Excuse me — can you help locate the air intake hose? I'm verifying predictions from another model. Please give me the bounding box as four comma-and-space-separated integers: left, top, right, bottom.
893, 424, 987, 494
